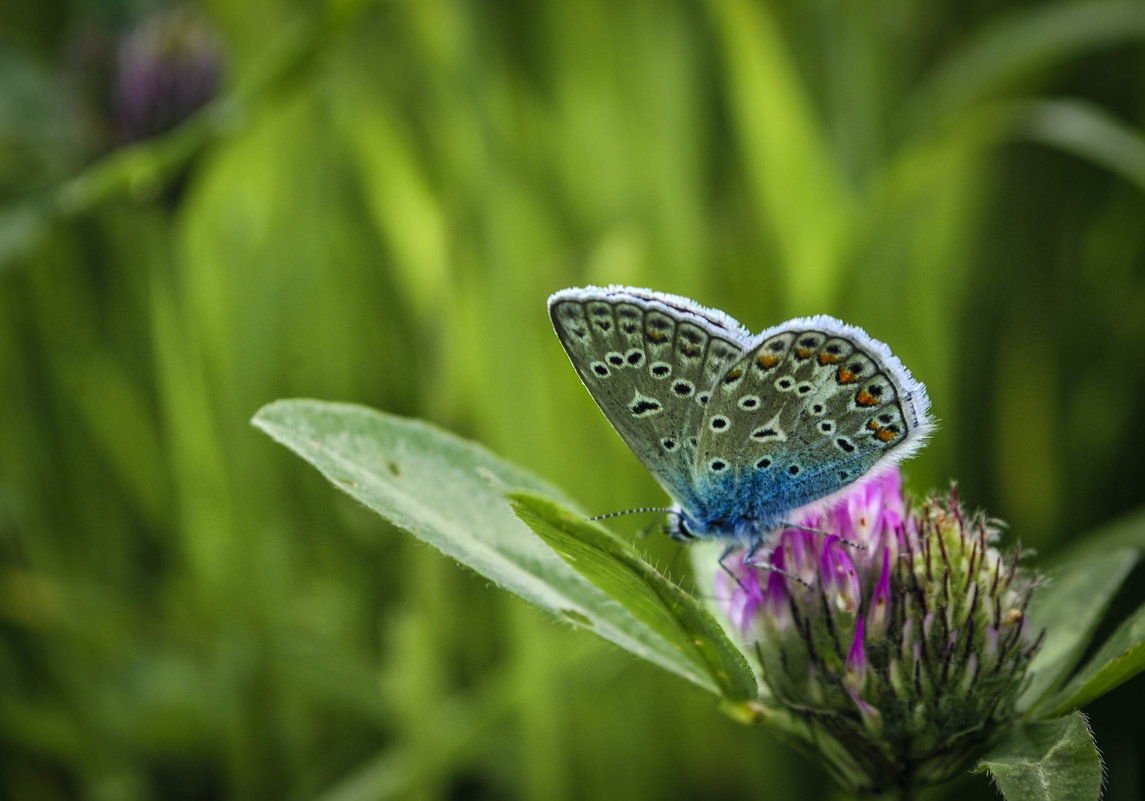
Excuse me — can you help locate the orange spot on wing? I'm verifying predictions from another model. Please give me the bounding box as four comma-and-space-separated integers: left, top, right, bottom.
875, 428, 897, 442
647, 330, 667, 343
795, 347, 814, 359
819, 353, 842, 365
724, 368, 744, 382
867, 420, 881, 431
757, 353, 780, 369
837, 368, 859, 384
856, 390, 879, 406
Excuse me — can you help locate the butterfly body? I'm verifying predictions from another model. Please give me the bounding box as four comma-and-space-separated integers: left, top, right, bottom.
548, 286, 933, 550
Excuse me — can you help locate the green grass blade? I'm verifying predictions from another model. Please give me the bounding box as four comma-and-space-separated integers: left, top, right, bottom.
905, 1, 1145, 132
1019, 98, 1145, 193
708, 0, 850, 310
508, 490, 758, 702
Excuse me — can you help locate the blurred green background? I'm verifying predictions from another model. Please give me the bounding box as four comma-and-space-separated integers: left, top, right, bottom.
2, 0, 1144, 799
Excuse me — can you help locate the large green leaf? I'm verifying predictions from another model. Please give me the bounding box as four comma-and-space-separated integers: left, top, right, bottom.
976, 713, 1103, 801
508, 490, 758, 702
1021, 547, 1138, 709
252, 400, 725, 694
1046, 599, 1145, 716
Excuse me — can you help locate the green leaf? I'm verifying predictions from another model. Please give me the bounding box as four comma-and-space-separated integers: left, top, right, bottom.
252, 400, 728, 695
976, 712, 1103, 801
508, 490, 758, 702
1046, 599, 1145, 716
1021, 547, 1139, 709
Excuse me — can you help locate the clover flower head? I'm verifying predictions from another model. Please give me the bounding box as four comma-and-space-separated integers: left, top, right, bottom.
718, 467, 1042, 793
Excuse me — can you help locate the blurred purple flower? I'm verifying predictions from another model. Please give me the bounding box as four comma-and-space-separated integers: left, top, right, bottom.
113, 5, 223, 144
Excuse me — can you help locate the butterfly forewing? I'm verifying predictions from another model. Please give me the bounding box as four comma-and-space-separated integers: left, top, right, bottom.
549, 288, 751, 511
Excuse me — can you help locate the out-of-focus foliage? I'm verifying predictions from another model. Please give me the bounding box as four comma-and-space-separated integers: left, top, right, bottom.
1, 1, 1143, 799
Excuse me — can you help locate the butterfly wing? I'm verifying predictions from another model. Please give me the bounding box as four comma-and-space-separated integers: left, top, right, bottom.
694, 315, 933, 529
548, 286, 752, 514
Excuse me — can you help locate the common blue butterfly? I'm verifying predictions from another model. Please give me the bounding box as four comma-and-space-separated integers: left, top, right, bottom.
549, 286, 933, 555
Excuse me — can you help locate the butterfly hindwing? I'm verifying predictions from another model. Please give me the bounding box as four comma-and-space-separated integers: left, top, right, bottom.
695, 316, 932, 529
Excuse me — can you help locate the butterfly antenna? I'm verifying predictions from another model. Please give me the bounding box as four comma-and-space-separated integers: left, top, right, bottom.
588, 507, 675, 521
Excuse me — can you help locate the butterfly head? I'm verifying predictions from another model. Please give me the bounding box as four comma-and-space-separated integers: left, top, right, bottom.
667, 507, 767, 548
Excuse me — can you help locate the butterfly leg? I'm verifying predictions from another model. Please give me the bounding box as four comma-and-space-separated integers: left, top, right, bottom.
777, 520, 868, 553
742, 541, 811, 588
717, 544, 751, 593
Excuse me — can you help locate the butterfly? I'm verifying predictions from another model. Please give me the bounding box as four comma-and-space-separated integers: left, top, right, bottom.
548, 285, 933, 558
